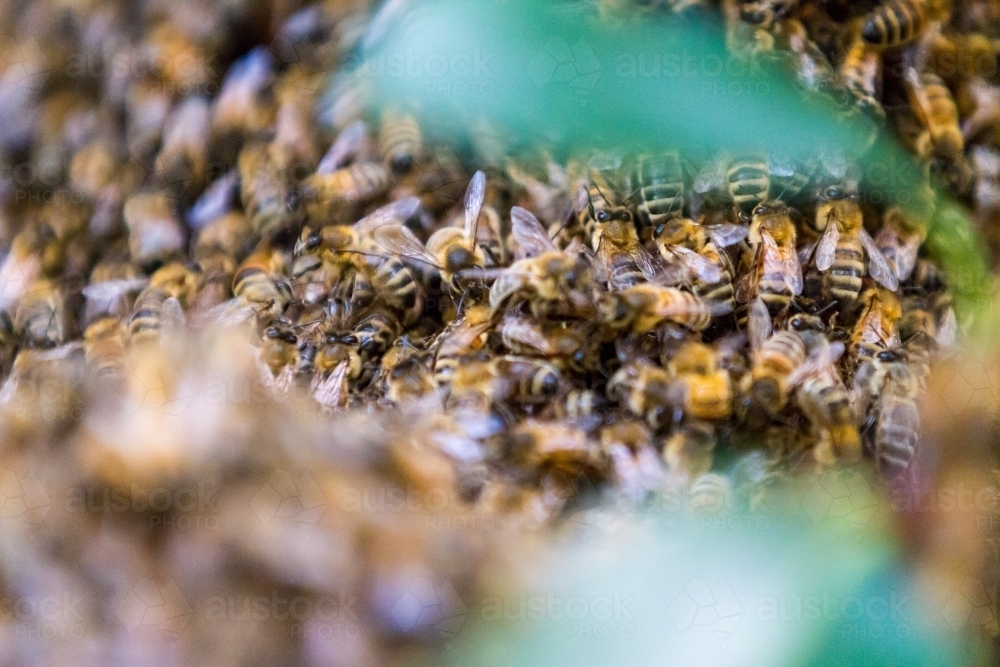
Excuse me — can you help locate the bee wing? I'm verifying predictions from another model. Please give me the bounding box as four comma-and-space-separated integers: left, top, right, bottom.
317, 120, 367, 174
693, 155, 727, 194
674, 246, 721, 283
313, 360, 349, 410
374, 225, 439, 267
436, 319, 491, 358
464, 170, 487, 242
787, 340, 845, 387
814, 219, 839, 271
797, 241, 817, 266
734, 247, 760, 304
511, 206, 557, 257
160, 297, 187, 340
587, 150, 622, 173
201, 298, 257, 329
354, 197, 422, 234
651, 261, 691, 287
706, 223, 748, 248
859, 228, 899, 290
499, 315, 553, 354
780, 245, 804, 296
748, 296, 772, 352
896, 234, 921, 282
82, 278, 150, 300
936, 306, 957, 348
903, 67, 932, 128
636, 244, 666, 281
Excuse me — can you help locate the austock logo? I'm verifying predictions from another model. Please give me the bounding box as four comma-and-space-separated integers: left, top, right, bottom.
527, 36, 602, 104
252, 469, 327, 526
0, 468, 52, 530
389, 576, 468, 639
114, 577, 193, 641
667, 577, 744, 641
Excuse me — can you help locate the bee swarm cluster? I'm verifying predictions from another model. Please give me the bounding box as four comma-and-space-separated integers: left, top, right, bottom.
0, 0, 991, 664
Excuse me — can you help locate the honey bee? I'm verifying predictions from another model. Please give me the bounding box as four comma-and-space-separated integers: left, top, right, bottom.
210, 47, 276, 159
299, 161, 391, 225
83, 315, 128, 380
860, 0, 939, 49
123, 193, 187, 269
129, 263, 199, 345
687, 472, 732, 515
82, 259, 147, 324
194, 211, 256, 265
0, 231, 44, 314
431, 303, 494, 386
666, 341, 733, 422
609, 361, 673, 430
376, 171, 492, 293
497, 313, 598, 372
14, 279, 67, 347
632, 151, 687, 238
654, 217, 747, 314
849, 286, 902, 367
353, 308, 400, 361
490, 207, 596, 320
736, 201, 803, 322
736, 0, 799, 27
380, 339, 436, 405
154, 96, 210, 200
576, 162, 629, 243
507, 420, 604, 480
904, 67, 964, 161
228, 246, 293, 324
663, 420, 716, 479
740, 317, 809, 423
311, 335, 362, 411
258, 318, 300, 397
599, 283, 716, 335
857, 348, 921, 477
237, 141, 296, 239
558, 389, 606, 430
874, 206, 926, 282
379, 108, 422, 173
839, 37, 883, 118
789, 335, 861, 463
727, 155, 771, 215
494, 356, 563, 405
812, 186, 898, 302
592, 202, 661, 290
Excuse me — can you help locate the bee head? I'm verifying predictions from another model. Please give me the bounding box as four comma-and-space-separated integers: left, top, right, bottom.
446, 244, 474, 272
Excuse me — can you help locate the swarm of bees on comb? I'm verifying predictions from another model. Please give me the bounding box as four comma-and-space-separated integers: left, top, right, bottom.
0, 0, 996, 663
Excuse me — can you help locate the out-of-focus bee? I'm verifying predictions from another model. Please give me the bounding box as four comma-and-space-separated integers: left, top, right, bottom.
687, 472, 733, 515
860, 0, 942, 49
82, 258, 147, 324
609, 361, 673, 430
558, 389, 606, 430
272, 66, 321, 170
14, 279, 67, 347
154, 96, 210, 200
654, 217, 747, 315
129, 263, 199, 345
839, 38, 883, 118
379, 108, 422, 173
194, 211, 256, 265
849, 286, 902, 367
874, 206, 926, 282
83, 315, 128, 380
812, 186, 898, 302
726, 154, 771, 215
507, 420, 604, 480
736, 201, 803, 322
0, 231, 44, 314
663, 420, 716, 479
599, 283, 716, 335
736, 0, 799, 27
237, 141, 296, 239
211, 47, 277, 160
299, 161, 391, 226
494, 356, 562, 405
497, 313, 599, 372
123, 193, 186, 269
904, 68, 964, 162
490, 207, 596, 320
856, 348, 920, 477
377, 171, 491, 295
789, 335, 861, 463
592, 201, 661, 290
666, 341, 733, 421
631, 151, 686, 239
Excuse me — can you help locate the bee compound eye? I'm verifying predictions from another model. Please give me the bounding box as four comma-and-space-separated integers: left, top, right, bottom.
342, 334, 359, 345
265, 327, 280, 338
597, 210, 610, 222
306, 235, 320, 250
753, 206, 766, 216
825, 187, 842, 199
541, 373, 559, 396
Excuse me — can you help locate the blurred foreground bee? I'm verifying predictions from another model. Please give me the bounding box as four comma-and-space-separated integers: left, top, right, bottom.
123, 193, 186, 269
14, 279, 68, 348
238, 141, 296, 238
379, 108, 422, 172
83, 316, 128, 380
904, 68, 964, 162
812, 186, 898, 302
860, 0, 942, 49
129, 263, 199, 345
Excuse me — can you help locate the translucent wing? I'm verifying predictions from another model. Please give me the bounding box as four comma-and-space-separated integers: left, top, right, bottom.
788, 340, 845, 387
814, 219, 839, 271
499, 315, 553, 355
652, 261, 691, 287
693, 155, 728, 194
186, 171, 238, 228
435, 319, 492, 359
464, 170, 487, 242
313, 359, 349, 409
511, 206, 557, 257
160, 297, 187, 340
860, 228, 899, 290
587, 150, 622, 173
748, 296, 772, 352
735, 247, 760, 304
635, 245, 665, 281
317, 120, 367, 174
797, 241, 817, 266
374, 225, 439, 267
936, 306, 957, 348
706, 223, 748, 248
354, 196, 421, 234
674, 246, 721, 283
